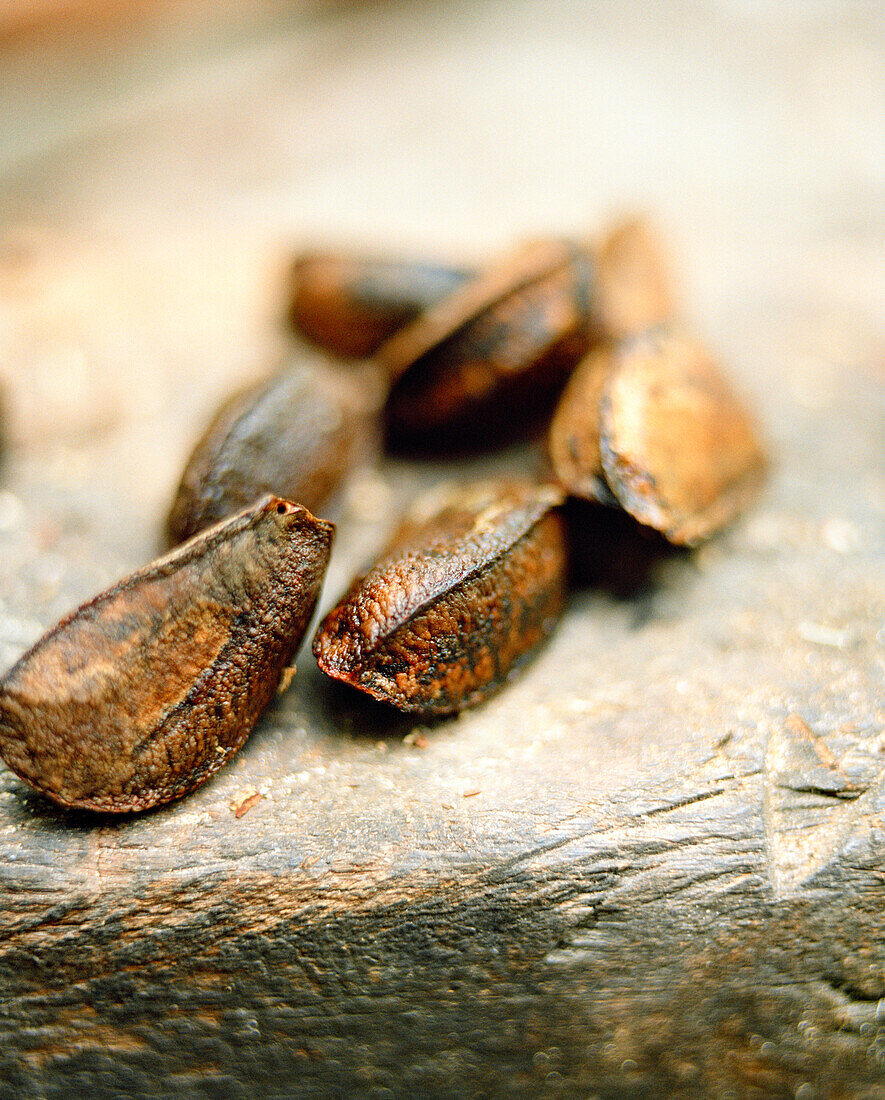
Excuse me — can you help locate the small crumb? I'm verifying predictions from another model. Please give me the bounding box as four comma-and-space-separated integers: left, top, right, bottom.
784, 713, 819, 740
403, 731, 429, 749
798, 622, 855, 649
441, 802, 454, 810
301, 854, 320, 870
0, 492, 24, 533
821, 517, 860, 554
375, 741, 388, 754
462, 788, 481, 798
230, 789, 262, 818
277, 666, 297, 694
35, 520, 63, 551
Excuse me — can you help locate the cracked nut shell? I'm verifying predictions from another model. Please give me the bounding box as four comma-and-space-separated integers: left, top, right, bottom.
548, 326, 766, 545
0, 496, 333, 812
313, 480, 566, 715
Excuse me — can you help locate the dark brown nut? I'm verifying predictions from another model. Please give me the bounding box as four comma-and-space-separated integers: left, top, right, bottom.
313, 480, 566, 715
167, 361, 376, 546
0, 496, 333, 813
549, 326, 767, 545
288, 251, 472, 359
379, 239, 598, 452
594, 216, 676, 339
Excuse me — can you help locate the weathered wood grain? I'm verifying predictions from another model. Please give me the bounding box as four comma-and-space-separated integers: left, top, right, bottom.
0, 1, 882, 1096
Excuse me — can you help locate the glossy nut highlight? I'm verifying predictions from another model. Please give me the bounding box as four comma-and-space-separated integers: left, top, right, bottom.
167, 361, 375, 546
313, 480, 566, 715
379, 239, 598, 451
0, 497, 334, 812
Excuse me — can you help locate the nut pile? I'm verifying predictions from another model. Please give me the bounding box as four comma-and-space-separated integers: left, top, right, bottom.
0, 217, 766, 812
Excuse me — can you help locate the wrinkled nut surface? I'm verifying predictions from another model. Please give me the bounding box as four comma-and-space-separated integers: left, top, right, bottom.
313, 481, 567, 714
0, 497, 333, 812
379, 240, 598, 449
288, 251, 471, 359
549, 326, 766, 545
167, 361, 374, 546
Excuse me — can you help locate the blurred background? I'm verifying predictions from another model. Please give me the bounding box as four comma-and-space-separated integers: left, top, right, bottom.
0, 0, 882, 528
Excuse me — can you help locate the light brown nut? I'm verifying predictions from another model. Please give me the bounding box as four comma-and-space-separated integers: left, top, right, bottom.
0, 497, 333, 812
546, 344, 612, 503
313, 481, 566, 714
594, 216, 676, 339
601, 328, 767, 544
167, 361, 375, 546
550, 326, 767, 545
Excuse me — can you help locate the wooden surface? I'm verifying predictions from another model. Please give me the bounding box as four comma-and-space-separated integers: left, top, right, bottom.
0, 2, 883, 1096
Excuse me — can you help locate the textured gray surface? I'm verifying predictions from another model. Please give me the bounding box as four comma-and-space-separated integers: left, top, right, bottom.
0, 1, 883, 1096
